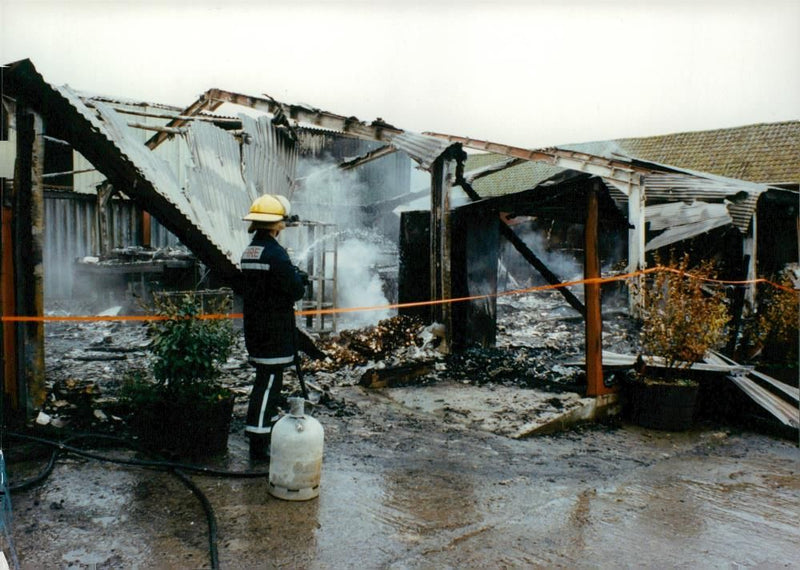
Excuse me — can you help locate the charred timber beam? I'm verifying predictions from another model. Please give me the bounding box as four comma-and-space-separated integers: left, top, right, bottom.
430, 155, 456, 349
464, 157, 525, 184
128, 123, 187, 135
203, 89, 403, 143
112, 106, 242, 126
425, 132, 643, 193
498, 224, 586, 318
13, 107, 46, 415
144, 90, 224, 150
457, 174, 587, 318
338, 145, 397, 171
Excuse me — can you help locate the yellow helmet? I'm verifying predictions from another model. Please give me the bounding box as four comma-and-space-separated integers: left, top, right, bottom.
243, 194, 291, 223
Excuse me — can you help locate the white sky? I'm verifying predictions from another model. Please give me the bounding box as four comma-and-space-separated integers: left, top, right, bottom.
2, 0, 799, 149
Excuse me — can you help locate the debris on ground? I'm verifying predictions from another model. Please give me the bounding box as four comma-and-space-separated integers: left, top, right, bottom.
39, 291, 639, 437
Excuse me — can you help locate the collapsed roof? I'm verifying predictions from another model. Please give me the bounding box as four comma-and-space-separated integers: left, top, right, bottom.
3, 59, 460, 285
4, 58, 795, 283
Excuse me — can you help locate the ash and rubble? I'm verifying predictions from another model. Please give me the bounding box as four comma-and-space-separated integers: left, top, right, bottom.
39, 289, 640, 436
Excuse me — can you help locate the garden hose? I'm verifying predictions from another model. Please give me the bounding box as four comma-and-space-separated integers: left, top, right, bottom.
6, 430, 272, 570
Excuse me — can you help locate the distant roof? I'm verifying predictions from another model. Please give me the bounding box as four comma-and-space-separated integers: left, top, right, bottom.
467, 121, 800, 197
586, 121, 800, 185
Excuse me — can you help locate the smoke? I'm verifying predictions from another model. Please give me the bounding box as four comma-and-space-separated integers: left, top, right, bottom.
292, 157, 367, 228
289, 156, 396, 330
336, 239, 393, 327
500, 223, 583, 290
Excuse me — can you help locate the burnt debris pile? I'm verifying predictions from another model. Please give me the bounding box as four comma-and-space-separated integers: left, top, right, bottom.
37, 289, 640, 434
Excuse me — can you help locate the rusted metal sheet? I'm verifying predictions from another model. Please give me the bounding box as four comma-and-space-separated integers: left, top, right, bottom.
43, 193, 98, 298
0, 68, 294, 284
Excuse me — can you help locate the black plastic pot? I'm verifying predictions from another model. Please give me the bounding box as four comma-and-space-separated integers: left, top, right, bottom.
626, 379, 699, 431
131, 392, 234, 457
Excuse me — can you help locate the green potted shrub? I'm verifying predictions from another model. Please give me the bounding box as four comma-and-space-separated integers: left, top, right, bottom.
121, 290, 236, 457
628, 254, 731, 430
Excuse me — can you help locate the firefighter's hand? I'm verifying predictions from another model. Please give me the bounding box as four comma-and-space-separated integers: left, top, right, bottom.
297, 269, 310, 287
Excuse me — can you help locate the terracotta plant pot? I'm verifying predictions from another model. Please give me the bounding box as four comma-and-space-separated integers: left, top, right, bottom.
626, 379, 699, 431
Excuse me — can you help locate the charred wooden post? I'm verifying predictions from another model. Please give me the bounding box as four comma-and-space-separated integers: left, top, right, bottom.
1, 101, 18, 415
451, 203, 499, 349
743, 213, 757, 311
430, 153, 457, 351
1, 200, 16, 414
12, 107, 46, 416
96, 181, 115, 256
584, 180, 608, 397
398, 211, 431, 323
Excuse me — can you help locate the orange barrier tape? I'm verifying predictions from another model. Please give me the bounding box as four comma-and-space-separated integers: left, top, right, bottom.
1, 265, 796, 323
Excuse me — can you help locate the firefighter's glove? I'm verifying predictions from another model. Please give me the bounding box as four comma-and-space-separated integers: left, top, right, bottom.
297, 269, 310, 287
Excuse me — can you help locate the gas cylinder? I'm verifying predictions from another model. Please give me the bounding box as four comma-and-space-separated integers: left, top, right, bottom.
269, 397, 324, 501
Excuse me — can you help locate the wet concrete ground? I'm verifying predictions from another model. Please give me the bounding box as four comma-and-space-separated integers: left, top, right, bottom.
7, 384, 799, 569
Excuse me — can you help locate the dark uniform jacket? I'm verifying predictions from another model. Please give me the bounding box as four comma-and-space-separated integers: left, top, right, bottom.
240, 231, 307, 366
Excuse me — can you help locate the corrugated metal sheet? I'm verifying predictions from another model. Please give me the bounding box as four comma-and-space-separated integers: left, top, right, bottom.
44, 195, 96, 298
54, 84, 290, 275
182, 119, 253, 261
182, 115, 298, 261
390, 132, 459, 170
642, 172, 764, 232
150, 218, 181, 249
43, 194, 142, 298
240, 114, 297, 199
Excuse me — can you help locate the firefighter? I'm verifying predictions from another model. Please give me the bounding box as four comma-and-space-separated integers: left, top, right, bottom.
240, 194, 308, 460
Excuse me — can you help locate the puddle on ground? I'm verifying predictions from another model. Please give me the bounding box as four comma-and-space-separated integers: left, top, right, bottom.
7, 398, 799, 568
